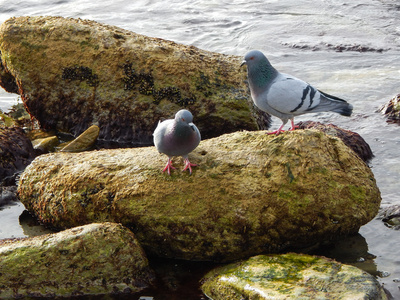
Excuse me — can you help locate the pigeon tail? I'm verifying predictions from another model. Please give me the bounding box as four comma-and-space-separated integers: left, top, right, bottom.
332, 103, 353, 116
312, 90, 353, 117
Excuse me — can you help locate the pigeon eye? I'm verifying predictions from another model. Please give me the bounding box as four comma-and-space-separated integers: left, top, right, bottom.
182, 118, 185, 121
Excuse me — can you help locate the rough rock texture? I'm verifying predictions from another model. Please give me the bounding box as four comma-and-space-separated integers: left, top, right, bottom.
18, 130, 381, 262
0, 222, 155, 298
379, 94, 400, 123
0, 16, 269, 145
297, 121, 374, 162
0, 126, 36, 184
201, 253, 388, 300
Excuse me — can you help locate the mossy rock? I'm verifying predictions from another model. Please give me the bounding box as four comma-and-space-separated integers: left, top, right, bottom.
0, 222, 155, 298
201, 253, 388, 299
0, 16, 269, 144
18, 130, 381, 262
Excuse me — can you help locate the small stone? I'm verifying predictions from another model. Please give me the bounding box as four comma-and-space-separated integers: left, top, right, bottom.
60, 124, 99, 152
31, 135, 59, 152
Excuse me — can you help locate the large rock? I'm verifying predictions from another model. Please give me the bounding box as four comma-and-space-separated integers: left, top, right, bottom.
201, 253, 388, 299
0, 222, 155, 298
0, 16, 269, 145
18, 130, 381, 262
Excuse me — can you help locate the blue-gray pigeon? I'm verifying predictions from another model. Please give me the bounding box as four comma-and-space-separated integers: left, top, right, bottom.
241, 50, 353, 135
153, 109, 201, 175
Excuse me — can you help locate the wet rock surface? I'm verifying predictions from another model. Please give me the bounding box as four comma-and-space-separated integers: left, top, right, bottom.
296, 121, 374, 162
0, 222, 155, 298
377, 205, 400, 230
201, 253, 388, 300
379, 94, 400, 123
18, 130, 381, 262
0, 16, 269, 145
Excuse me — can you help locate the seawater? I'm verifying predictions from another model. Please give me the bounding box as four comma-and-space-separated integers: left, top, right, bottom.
0, 0, 399, 298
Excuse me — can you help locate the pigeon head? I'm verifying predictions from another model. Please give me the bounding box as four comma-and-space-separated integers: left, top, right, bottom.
241, 50, 278, 89
175, 109, 194, 124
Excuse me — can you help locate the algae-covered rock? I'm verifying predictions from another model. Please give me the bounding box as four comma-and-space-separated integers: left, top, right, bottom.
18, 130, 381, 261
31, 135, 59, 152
0, 222, 155, 298
0, 16, 269, 144
201, 253, 387, 300
60, 124, 99, 152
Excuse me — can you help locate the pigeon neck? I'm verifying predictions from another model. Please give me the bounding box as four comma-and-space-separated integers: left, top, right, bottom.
248, 60, 277, 91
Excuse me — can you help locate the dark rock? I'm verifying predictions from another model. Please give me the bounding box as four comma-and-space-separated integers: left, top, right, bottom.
0, 126, 36, 184
296, 121, 374, 162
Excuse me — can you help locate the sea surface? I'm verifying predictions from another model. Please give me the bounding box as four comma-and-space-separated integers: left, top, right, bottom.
0, 0, 400, 299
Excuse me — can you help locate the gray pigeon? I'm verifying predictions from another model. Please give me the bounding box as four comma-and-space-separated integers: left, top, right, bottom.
241, 50, 353, 135
153, 109, 201, 175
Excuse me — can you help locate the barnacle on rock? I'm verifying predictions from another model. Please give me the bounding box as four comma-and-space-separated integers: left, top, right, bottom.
62, 66, 99, 87
122, 62, 196, 106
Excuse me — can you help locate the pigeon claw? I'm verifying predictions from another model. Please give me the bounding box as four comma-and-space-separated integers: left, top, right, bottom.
182, 158, 197, 175
162, 158, 176, 175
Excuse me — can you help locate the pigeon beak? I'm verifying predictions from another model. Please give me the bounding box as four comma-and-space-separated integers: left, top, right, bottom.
240, 60, 246, 67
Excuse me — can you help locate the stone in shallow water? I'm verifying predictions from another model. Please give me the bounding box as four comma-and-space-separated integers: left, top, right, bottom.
0, 222, 155, 298
201, 253, 388, 300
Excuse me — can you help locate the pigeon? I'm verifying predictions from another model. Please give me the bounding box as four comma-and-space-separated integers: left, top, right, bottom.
241, 50, 353, 135
153, 109, 201, 175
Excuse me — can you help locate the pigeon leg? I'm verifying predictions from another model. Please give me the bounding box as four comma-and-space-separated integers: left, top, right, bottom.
289, 118, 299, 131
182, 158, 197, 175
267, 122, 286, 135
162, 158, 176, 175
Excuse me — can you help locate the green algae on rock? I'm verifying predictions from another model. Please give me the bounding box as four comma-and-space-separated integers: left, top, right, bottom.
0, 16, 269, 145
0, 222, 155, 298
201, 253, 388, 299
18, 130, 381, 262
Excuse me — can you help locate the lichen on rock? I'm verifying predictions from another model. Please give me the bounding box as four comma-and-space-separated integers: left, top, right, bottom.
0, 222, 155, 298
0, 16, 269, 144
18, 130, 381, 262
201, 253, 388, 299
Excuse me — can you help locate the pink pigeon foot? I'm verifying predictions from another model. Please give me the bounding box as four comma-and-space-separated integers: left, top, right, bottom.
289, 119, 299, 131
182, 158, 197, 175
162, 158, 176, 175
267, 123, 286, 135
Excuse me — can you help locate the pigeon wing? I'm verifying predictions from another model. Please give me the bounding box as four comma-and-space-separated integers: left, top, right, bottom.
266, 74, 321, 115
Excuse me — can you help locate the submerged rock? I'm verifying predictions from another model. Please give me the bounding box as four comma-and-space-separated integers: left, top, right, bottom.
18, 130, 381, 262
0, 222, 155, 298
296, 121, 374, 162
201, 253, 388, 299
379, 94, 400, 123
0, 16, 269, 145
377, 205, 400, 230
